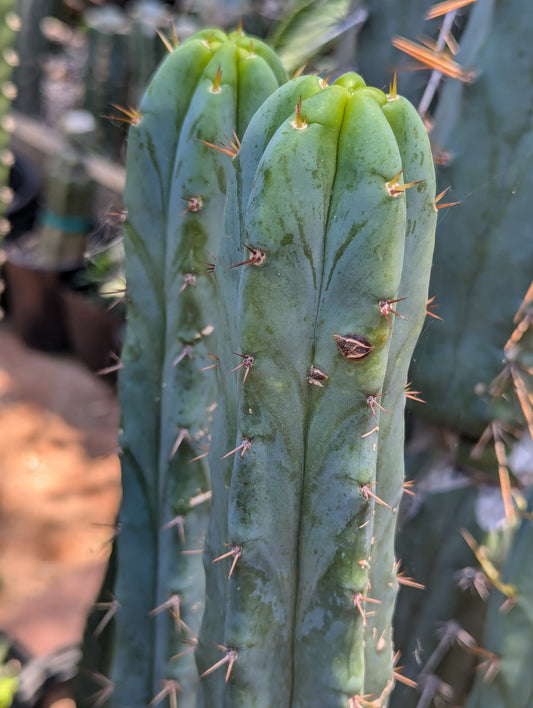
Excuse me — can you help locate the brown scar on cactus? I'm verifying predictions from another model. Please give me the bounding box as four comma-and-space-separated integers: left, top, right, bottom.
231, 244, 266, 268
221, 437, 252, 459
333, 333, 374, 360
353, 592, 383, 626
379, 297, 407, 326
229, 353, 255, 383
200, 645, 238, 682
212, 543, 242, 578
290, 96, 308, 130
307, 364, 329, 387
386, 170, 423, 198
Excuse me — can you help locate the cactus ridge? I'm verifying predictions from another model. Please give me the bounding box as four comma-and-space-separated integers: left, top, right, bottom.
363, 93, 437, 698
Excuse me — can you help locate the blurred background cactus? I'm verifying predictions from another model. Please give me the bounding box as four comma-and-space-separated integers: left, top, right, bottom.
0, 0, 531, 707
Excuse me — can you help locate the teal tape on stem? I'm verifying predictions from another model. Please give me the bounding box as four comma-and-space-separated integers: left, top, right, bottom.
39, 210, 93, 233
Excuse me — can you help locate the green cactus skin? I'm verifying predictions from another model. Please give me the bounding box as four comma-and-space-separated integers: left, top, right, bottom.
198, 73, 436, 707
113, 29, 286, 706
362, 92, 437, 701
406, 0, 533, 438
466, 494, 533, 708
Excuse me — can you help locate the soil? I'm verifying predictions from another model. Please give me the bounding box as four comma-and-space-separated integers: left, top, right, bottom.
0, 322, 121, 663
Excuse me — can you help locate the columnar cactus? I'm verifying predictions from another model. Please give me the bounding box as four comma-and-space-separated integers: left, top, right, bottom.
112, 29, 286, 706
197, 71, 437, 706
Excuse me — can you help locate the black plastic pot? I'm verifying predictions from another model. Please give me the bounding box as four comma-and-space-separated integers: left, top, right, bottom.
5, 154, 41, 242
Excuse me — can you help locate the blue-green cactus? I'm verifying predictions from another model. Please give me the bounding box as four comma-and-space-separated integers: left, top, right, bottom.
112, 28, 286, 706
197, 71, 436, 707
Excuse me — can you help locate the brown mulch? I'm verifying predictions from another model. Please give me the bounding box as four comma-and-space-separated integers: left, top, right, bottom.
0, 323, 121, 659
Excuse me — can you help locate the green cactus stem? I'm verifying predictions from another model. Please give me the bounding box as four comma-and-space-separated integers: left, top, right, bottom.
112, 28, 286, 706
198, 71, 436, 707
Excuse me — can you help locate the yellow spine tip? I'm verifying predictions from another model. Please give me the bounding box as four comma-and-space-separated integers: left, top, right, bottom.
388, 72, 398, 100
210, 65, 223, 94
290, 97, 308, 131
